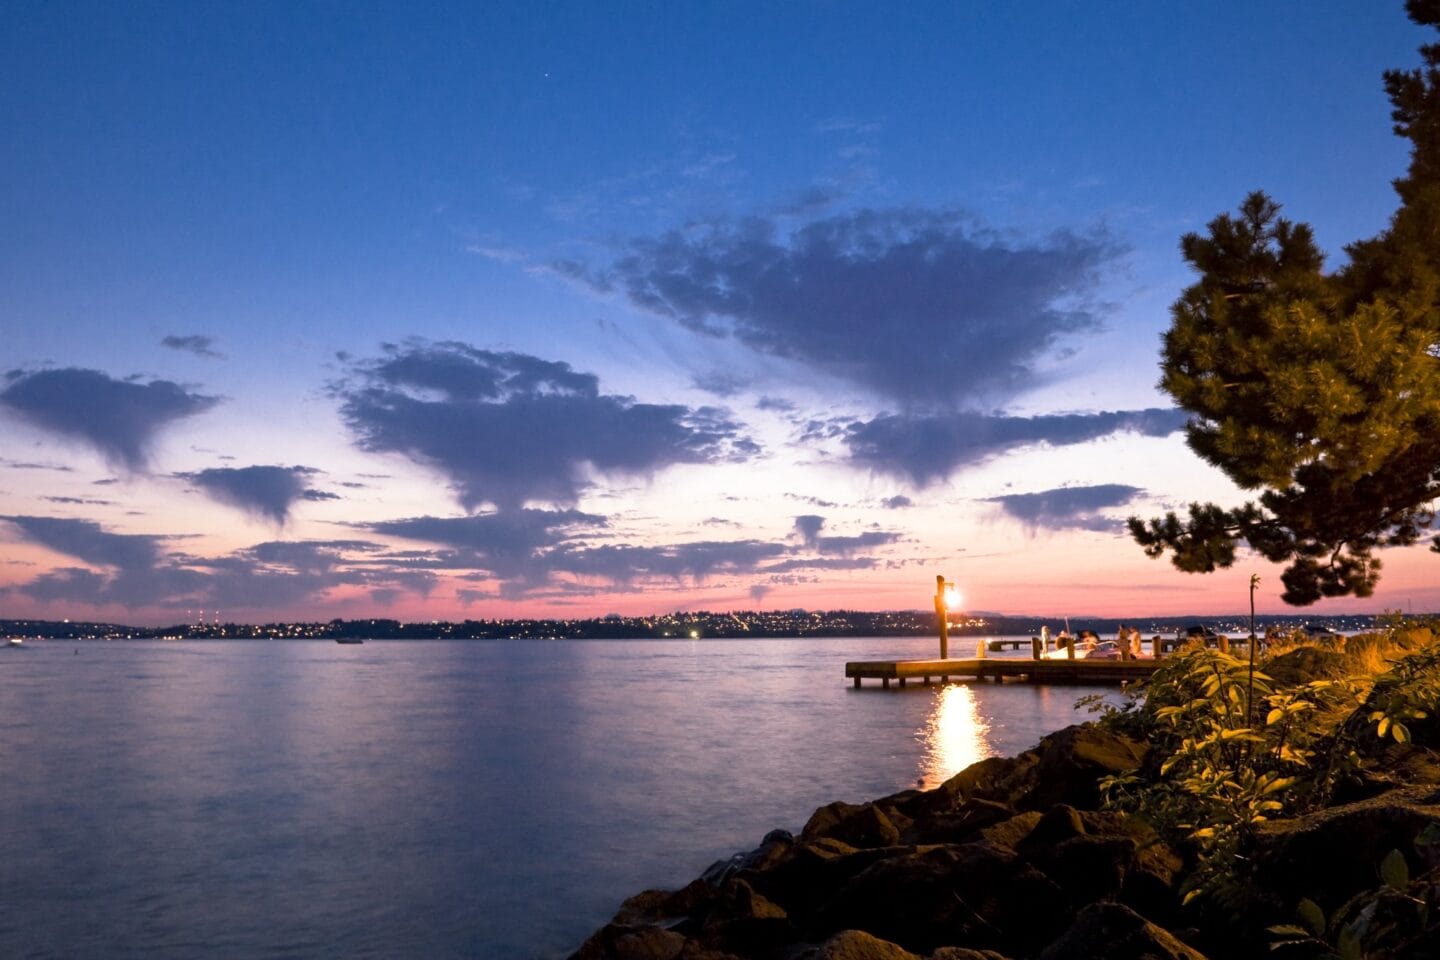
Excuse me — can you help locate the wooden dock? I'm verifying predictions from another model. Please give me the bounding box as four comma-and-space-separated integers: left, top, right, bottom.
845, 656, 1162, 688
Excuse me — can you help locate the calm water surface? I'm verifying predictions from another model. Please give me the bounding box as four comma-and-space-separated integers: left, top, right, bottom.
0, 637, 1118, 958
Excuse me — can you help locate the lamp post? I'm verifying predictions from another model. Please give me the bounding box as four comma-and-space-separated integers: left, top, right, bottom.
1247, 573, 1260, 726
934, 575, 959, 659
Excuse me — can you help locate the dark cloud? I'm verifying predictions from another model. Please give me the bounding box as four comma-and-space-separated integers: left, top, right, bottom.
548, 540, 788, 584
566, 208, 1124, 408
756, 396, 796, 412
368, 509, 608, 582
336, 341, 756, 510
789, 518, 898, 564
178, 465, 331, 524
690, 370, 751, 397
0, 514, 424, 611
793, 514, 826, 547
41, 496, 116, 506
0, 368, 219, 472
845, 408, 1188, 485
161, 334, 225, 359
985, 483, 1144, 533
881, 495, 913, 509
1, 458, 75, 472
760, 556, 879, 573
365, 508, 901, 595
2, 515, 165, 569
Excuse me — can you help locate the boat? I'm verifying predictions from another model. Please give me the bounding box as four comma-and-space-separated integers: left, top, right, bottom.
6, 637, 22, 647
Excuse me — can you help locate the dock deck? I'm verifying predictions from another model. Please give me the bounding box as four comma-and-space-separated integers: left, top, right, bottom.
845, 656, 1161, 687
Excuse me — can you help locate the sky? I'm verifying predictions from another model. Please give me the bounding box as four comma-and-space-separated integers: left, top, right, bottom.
2, 1, 1437, 626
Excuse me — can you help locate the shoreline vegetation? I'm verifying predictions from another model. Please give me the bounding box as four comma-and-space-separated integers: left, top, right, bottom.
0, 611, 1385, 642
570, 616, 1440, 960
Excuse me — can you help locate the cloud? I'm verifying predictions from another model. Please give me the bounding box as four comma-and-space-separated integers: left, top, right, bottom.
881, 495, 913, 509
0, 368, 219, 472
2, 515, 165, 569
564, 208, 1125, 409
364, 508, 902, 596
548, 540, 789, 584
845, 408, 1188, 485
0, 513, 424, 611
336, 341, 756, 510
984, 483, 1144, 533
367, 509, 608, 582
177, 465, 332, 524
161, 334, 225, 359
793, 514, 826, 547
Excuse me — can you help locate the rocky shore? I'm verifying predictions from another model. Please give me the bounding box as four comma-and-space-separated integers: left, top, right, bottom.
568, 641, 1440, 960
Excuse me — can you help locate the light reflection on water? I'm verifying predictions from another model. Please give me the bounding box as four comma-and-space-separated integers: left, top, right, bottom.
918, 683, 991, 789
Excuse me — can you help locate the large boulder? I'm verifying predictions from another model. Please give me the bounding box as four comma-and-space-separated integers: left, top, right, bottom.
1016, 725, 1148, 811
1036, 902, 1209, 960
800, 929, 923, 960
803, 801, 904, 848
934, 724, 1145, 812
812, 842, 1065, 956
1252, 786, 1440, 914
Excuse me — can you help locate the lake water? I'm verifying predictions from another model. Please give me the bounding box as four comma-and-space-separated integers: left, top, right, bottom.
0, 636, 1121, 959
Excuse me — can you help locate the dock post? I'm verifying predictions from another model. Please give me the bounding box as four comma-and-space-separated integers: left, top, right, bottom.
1066, 637, 1075, 660
934, 575, 949, 660
1219, 636, 1230, 654
1153, 636, 1164, 660
854, 676, 861, 688
1031, 637, 1042, 660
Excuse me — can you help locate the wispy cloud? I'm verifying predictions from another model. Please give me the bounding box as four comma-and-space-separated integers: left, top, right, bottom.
845, 408, 1188, 485
160, 334, 225, 359
984, 483, 1145, 533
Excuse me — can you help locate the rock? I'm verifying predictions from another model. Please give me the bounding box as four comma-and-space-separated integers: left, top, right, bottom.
803, 801, 903, 848
1252, 785, 1440, 914
697, 878, 793, 954
976, 812, 1042, 851
747, 837, 894, 919
703, 829, 794, 886
929, 949, 1013, 960
1015, 804, 1086, 854
1036, 902, 1209, 960
805, 929, 923, 960
910, 798, 1018, 845
569, 924, 688, 960
813, 842, 1065, 956
937, 755, 1037, 807
1017, 725, 1147, 811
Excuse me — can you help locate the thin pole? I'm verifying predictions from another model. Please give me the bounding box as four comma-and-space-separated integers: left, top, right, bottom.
1247, 574, 1260, 727
934, 574, 949, 660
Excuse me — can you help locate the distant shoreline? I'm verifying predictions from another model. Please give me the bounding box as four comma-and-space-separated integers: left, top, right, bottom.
2, 610, 1389, 641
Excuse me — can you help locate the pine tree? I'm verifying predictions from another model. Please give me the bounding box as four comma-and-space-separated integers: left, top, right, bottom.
1131, 1, 1440, 605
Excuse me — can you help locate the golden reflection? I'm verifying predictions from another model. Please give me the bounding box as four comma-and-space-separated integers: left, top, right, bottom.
918, 684, 991, 789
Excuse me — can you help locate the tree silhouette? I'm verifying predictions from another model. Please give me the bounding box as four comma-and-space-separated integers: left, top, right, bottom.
1131, 1, 1440, 605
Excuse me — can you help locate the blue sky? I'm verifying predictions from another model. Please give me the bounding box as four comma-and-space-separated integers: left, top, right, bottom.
2, 1, 1436, 624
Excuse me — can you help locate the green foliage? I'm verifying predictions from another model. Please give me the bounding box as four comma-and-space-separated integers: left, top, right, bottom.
1268, 852, 1432, 960
1099, 647, 1356, 905
1131, 5, 1440, 606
